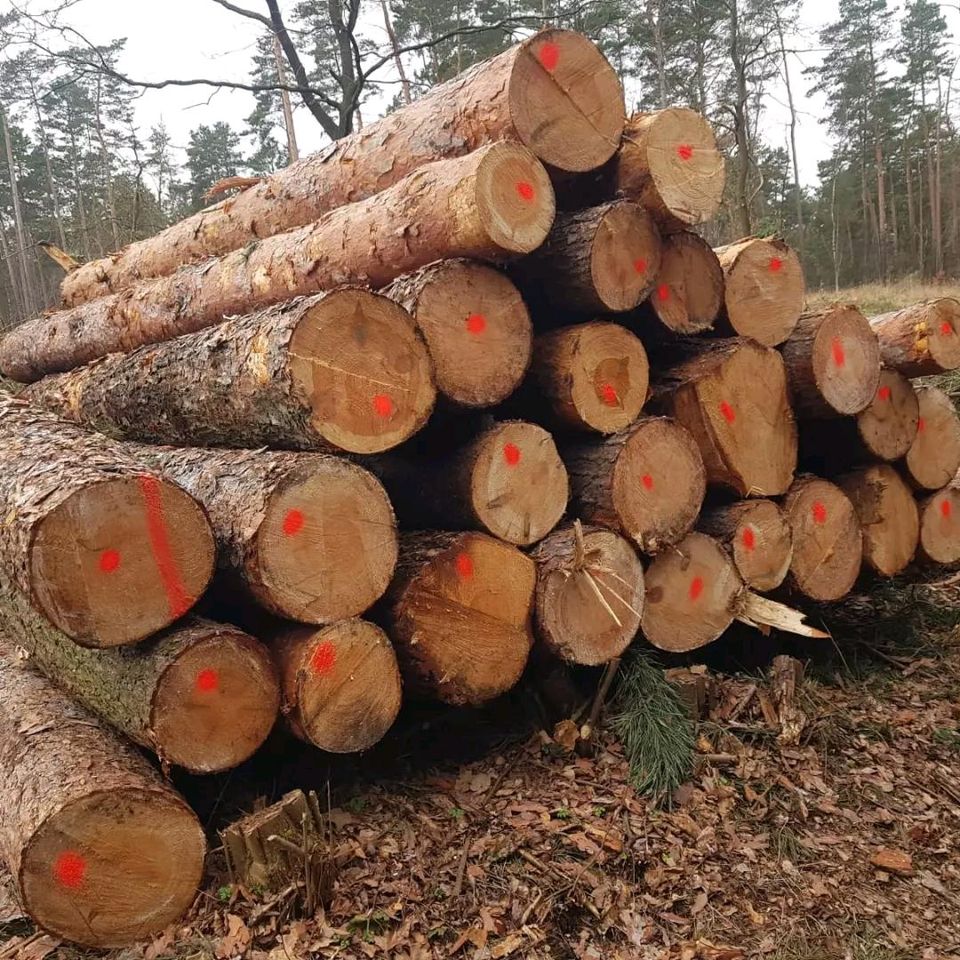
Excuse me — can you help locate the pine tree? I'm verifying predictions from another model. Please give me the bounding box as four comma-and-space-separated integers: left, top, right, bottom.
184, 122, 244, 212
246, 30, 288, 175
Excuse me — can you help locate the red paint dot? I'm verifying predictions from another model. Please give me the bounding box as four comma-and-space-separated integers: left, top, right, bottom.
689, 576, 704, 601
516, 181, 535, 202
877, 385, 892, 402
812, 502, 828, 525
53, 852, 86, 889
310, 641, 337, 676
918, 417, 926, 433
831, 337, 846, 368
599, 382, 619, 406
742, 527, 756, 551
720, 401, 736, 423
538, 41, 560, 71
196, 669, 219, 693
466, 313, 486, 335
942, 499, 953, 519
769, 257, 783, 273
455, 552, 474, 579
657, 284, 671, 302
503, 442, 521, 466
942, 321, 954, 336
677, 144, 694, 161
98, 549, 120, 573
642, 474, 654, 490
633, 257, 648, 274
283, 509, 305, 537
373, 394, 394, 418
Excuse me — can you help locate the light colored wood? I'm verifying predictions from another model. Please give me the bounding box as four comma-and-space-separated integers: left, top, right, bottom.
855, 369, 919, 461
917, 477, 960, 563
904, 385, 960, 490
870, 299, 960, 376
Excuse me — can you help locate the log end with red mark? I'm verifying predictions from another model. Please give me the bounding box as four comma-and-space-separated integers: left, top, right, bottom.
919, 486, 960, 563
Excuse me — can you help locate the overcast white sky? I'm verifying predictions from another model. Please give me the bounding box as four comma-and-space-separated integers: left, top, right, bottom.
2, 0, 958, 188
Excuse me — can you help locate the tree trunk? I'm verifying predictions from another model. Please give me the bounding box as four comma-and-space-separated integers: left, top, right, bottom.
869, 299, 960, 376
775, 10, 803, 259
4, 144, 553, 381
272, 34, 300, 163
366, 421, 568, 546
386, 531, 536, 705
780, 306, 881, 418
917, 476, 960, 564
713, 236, 804, 346
94, 78, 121, 251
22, 290, 436, 453
0, 217, 24, 323
0, 643, 205, 947
271, 618, 402, 752
904, 385, 960, 491
530, 522, 644, 665
560, 416, 705, 554
60, 30, 624, 306
652, 338, 798, 496
511, 201, 662, 313
382, 260, 532, 407
127, 445, 398, 624
1, 105, 37, 316
0, 395, 214, 648
27, 77, 68, 250
379, 0, 412, 105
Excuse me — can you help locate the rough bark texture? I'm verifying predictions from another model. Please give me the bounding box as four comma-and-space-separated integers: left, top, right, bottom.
653, 338, 798, 496
3, 143, 553, 382
780, 305, 881, 419
24, 291, 436, 453
0, 395, 214, 648
917, 476, 960, 564
382, 259, 532, 407
0, 640, 206, 947
530, 523, 644, 665
511, 200, 661, 313
560, 416, 706, 554
386, 531, 536, 705
270, 619, 402, 753
366, 421, 568, 546
870, 299, 960, 376
128, 445, 398, 624
904, 385, 960, 490
60, 29, 625, 307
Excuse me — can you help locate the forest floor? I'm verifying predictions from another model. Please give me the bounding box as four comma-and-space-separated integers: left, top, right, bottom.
806, 280, 960, 314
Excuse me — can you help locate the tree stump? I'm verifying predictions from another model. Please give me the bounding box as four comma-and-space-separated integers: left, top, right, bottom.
904, 385, 960, 490
870, 299, 960, 376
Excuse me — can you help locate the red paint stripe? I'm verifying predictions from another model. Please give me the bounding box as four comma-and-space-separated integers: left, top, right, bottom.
138, 475, 192, 619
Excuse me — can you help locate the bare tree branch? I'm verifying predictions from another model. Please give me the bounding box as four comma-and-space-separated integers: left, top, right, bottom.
207, 0, 271, 28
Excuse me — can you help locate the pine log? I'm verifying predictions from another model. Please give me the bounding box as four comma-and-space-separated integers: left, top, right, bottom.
839, 464, 919, 577
561, 416, 706, 553
271, 619, 401, 753
0, 643, 206, 947
511, 200, 661, 313
2, 144, 554, 382
24, 290, 436, 453
387, 531, 536, 705
636, 231, 724, 335
780, 305, 881, 418
60, 29, 624, 308
0, 396, 214, 648
524, 321, 650, 433
128, 446, 398, 624
382, 260, 531, 407
714, 237, 804, 346
530, 522, 644, 665
654, 338, 798, 496
366, 421, 568, 546
917, 477, 960, 564
903, 385, 960, 490
869, 299, 960, 376
782, 476, 862, 600
698, 499, 793, 592
610, 108, 725, 231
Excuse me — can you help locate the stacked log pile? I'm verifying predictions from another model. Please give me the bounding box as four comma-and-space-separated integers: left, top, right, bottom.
0, 28, 958, 947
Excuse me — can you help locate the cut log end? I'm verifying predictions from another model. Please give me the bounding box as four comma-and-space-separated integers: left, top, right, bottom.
20, 789, 204, 948
807, 304, 881, 416
279, 620, 401, 753
393, 532, 535, 705
918, 299, 960, 370
918, 484, 960, 564
784, 477, 862, 600
717, 237, 804, 346
510, 30, 625, 173
589, 201, 662, 311
871, 298, 960, 376
152, 629, 280, 772
856, 369, 918, 461
641, 532, 741, 652
469, 421, 568, 546
29, 476, 215, 648
288, 289, 436, 453
255, 459, 397, 623
474, 141, 556, 253
645, 232, 723, 334
532, 524, 644, 665
905, 385, 960, 490
840, 465, 919, 578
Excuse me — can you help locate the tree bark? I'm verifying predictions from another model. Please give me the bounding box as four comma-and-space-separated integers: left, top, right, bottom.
0, 395, 214, 648
60, 30, 624, 306
0, 641, 206, 947
272, 34, 300, 163
904, 385, 960, 491
869, 299, 960, 376
3, 144, 553, 382
23, 290, 436, 454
